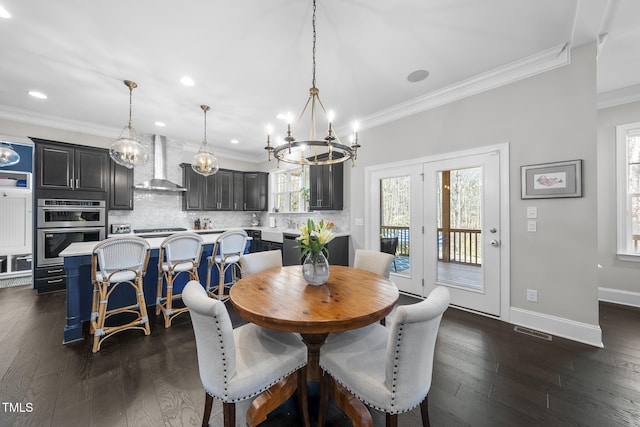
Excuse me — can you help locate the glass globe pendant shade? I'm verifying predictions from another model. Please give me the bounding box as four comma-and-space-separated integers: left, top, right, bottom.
110, 124, 148, 169
0, 142, 20, 167
110, 79, 148, 169
191, 141, 219, 176
191, 104, 219, 176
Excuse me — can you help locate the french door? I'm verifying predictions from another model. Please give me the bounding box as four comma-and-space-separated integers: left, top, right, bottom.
423, 151, 502, 316
366, 144, 509, 318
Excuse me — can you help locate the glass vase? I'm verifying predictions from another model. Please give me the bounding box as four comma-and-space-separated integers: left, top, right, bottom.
302, 251, 330, 286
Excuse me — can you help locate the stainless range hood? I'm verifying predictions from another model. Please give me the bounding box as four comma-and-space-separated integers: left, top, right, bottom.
134, 135, 186, 192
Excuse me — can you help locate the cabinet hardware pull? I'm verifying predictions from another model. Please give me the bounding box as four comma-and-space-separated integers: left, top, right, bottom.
47, 279, 64, 283
76, 179, 79, 188
47, 269, 64, 273
244, 203, 246, 210
70, 179, 74, 189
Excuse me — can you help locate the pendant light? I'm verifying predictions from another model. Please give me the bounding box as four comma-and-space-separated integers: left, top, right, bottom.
110, 80, 148, 169
0, 141, 20, 167
191, 105, 219, 176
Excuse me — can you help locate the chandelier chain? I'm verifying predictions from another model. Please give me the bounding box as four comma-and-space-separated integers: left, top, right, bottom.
312, 0, 317, 89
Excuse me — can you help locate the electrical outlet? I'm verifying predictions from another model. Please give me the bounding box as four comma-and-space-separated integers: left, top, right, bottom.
527, 220, 537, 232
354, 218, 364, 226
526, 289, 538, 303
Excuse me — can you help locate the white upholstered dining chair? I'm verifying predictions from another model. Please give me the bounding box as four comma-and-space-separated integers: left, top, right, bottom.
239, 250, 282, 276
182, 281, 310, 427
318, 286, 450, 427
354, 249, 395, 325
353, 249, 394, 279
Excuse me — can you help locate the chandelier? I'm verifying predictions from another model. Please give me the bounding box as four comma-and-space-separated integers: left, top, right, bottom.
110, 80, 148, 169
0, 142, 20, 167
191, 105, 219, 176
264, 0, 361, 167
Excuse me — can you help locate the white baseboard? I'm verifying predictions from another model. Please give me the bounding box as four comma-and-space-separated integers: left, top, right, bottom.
510, 307, 603, 348
598, 287, 640, 308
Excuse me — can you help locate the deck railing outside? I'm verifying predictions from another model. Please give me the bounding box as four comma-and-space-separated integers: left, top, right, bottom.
380, 226, 482, 266
438, 228, 482, 266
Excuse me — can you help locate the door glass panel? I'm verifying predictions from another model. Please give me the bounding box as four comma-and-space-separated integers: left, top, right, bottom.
380, 176, 410, 275
436, 167, 482, 290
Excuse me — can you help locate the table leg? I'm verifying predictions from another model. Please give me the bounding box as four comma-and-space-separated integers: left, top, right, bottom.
300, 333, 328, 381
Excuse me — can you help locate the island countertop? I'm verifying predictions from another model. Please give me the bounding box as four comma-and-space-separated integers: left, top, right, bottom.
60, 229, 249, 257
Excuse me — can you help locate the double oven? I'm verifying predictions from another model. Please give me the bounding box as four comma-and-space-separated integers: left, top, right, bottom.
35, 199, 106, 293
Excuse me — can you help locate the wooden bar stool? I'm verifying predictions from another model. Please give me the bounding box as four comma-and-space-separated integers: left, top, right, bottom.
156, 232, 204, 328
206, 230, 248, 301
90, 236, 151, 353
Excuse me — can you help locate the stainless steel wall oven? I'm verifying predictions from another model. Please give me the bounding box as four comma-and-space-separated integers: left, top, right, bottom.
35, 199, 106, 292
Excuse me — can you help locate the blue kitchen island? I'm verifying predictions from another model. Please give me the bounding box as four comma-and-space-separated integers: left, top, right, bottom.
59, 231, 250, 344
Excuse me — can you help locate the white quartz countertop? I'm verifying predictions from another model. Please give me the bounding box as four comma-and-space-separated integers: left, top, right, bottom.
60, 232, 230, 258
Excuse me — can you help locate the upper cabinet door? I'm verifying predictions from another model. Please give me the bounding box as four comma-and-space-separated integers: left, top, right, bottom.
182, 166, 204, 211
233, 172, 244, 211
75, 148, 108, 192
36, 143, 74, 190
216, 170, 234, 210
109, 160, 134, 210
309, 162, 343, 210
244, 172, 268, 211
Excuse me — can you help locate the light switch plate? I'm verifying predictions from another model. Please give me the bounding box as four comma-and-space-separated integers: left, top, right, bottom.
527, 207, 538, 219
354, 218, 364, 226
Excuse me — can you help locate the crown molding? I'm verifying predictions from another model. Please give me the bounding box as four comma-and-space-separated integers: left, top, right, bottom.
0, 104, 119, 138
359, 43, 571, 132
597, 84, 640, 109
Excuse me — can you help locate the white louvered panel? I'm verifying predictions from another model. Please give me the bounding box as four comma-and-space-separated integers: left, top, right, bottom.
0, 192, 31, 250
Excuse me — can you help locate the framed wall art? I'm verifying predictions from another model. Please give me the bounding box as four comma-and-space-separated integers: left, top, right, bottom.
521, 159, 582, 199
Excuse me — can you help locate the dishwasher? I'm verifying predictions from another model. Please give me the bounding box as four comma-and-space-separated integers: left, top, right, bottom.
283, 233, 302, 266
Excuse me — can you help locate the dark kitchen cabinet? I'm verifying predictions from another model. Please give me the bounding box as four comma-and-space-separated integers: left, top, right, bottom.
109, 160, 134, 210
34, 139, 108, 194
326, 235, 349, 266
243, 172, 268, 211
182, 166, 268, 212
182, 165, 205, 211
309, 160, 343, 210
202, 170, 233, 210
245, 229, 262, 253
233, 172, 244, 211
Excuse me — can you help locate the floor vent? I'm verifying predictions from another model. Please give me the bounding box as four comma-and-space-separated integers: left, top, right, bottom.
514, 326, 552, 341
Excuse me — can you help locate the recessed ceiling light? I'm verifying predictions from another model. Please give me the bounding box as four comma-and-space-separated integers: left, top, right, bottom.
230, 139, 239, 144
154, 121, 166, 127
180, 76, 195, 87
407, 69, 429, 83
0, 6, 11, 19
27, 91, 47, 99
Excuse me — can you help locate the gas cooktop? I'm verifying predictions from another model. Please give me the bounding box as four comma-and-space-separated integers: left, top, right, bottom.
133, 227, 187, 234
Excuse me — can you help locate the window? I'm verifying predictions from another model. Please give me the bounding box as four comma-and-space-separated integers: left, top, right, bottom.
616, 122, 640, 260
273, 167, 309, 213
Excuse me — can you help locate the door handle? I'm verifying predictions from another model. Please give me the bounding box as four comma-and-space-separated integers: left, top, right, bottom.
489, 239, 500, 247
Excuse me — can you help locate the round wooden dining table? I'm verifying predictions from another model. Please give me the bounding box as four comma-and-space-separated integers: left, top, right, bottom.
230, 265, 399, 426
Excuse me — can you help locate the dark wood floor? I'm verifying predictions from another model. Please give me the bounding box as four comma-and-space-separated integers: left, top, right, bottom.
1, 286, 640, 427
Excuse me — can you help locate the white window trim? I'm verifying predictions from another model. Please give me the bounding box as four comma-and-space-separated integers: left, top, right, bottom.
270, 165, 308, 213
616, 122, 640, 262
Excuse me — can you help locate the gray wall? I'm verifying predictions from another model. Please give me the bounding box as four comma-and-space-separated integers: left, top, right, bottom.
349, 43, 599, 326
597, 100, 640, 295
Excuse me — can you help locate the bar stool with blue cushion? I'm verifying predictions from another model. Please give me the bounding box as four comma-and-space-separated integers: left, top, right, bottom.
182, 281, 310, 427
318, 286, 450, 427
206, 230, 248, 301
156, 232, 204, 328
239, 250, 282, 276
90, 236, 151, 353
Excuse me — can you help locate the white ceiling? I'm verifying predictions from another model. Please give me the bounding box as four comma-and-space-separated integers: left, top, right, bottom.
1, 0, 639, 162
